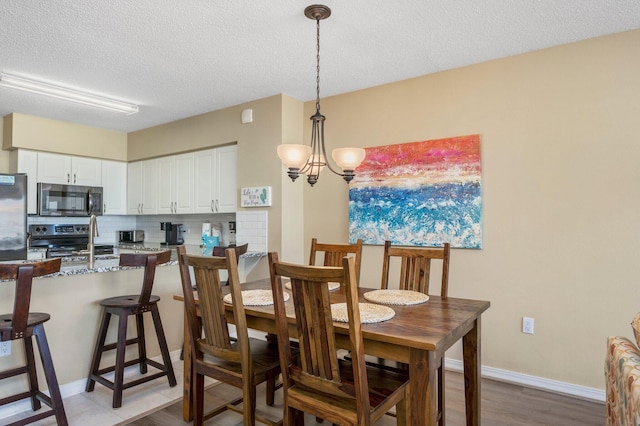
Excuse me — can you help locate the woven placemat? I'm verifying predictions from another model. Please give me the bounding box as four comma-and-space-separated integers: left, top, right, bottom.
330, 303, 395, 323
363, 289, 429, 306
283, 277, 340, 291
223, 289, 290, 306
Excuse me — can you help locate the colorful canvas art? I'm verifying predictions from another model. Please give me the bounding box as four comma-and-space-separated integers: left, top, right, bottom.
348, 135, 482, 249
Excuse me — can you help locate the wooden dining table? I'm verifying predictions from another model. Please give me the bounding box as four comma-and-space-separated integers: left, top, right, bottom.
174, 279, 490, 425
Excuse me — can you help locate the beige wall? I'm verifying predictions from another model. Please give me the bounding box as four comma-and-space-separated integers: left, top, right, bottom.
2, 113, 127, 160
301, 29, 640, 390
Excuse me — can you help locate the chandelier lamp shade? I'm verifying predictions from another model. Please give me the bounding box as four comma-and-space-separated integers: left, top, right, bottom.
277, 4, 365, 186
0, 72, 139, 115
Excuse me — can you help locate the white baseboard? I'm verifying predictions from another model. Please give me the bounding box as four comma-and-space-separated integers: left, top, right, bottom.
444, 358, 605, 403
1, 351, 604, 421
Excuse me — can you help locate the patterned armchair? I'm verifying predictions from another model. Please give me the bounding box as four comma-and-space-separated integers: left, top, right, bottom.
606, 331, 640, 425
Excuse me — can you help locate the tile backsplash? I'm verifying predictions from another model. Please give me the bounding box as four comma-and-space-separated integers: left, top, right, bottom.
27, 211, 266, 252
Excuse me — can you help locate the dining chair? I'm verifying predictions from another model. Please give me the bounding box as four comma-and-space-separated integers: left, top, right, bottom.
381, 240, 450, 296
177, 245, 282, 426
268, 252, 409, 425
309, 237, 363, 283
379, 240, 451, 426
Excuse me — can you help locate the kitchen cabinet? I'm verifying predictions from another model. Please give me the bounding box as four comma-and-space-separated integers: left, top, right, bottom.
101, 160, 127, 215
157, 153, 195, 214
10, 149, 38, 214
127, 159, 158, 215
37, 152, 102, 186
194, 145, 237, 213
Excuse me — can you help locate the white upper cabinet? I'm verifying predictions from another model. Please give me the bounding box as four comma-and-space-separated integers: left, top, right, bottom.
157, 153, 194, 214
157, 156, 176, 214
127, 159, 158, 215
10, 149, 38, 214
127, 161, 142, 215
194, 145, 237, 213
175, 153, 195, 213
37, 152, 102, 186
101, 160, 127, 215
214, 145, 238, 213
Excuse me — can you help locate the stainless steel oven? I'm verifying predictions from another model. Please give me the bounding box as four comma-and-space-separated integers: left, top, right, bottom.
29, 223, 114, 258
37, 183, 103, 216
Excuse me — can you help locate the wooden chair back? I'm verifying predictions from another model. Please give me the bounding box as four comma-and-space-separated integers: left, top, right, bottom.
269, 253, 374, 421
381, 241, 450, 296
309, 238, 363, 283
119, 250, 172, 306
213, 243, 248, 258
178, 246, 250, 372
0, 258, 61, 340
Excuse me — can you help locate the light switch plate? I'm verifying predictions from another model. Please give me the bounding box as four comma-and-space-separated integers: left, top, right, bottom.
0, 341, 10, 357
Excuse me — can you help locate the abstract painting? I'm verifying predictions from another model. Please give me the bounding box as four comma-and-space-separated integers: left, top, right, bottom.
348, 134, 482, 248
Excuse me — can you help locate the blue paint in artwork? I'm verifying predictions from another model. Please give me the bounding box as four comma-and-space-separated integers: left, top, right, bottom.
349, 182, 482, 248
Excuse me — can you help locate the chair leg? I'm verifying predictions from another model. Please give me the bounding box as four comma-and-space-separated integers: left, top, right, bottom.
33, 324, 68, 426
266, 375, 276, 406
23, 336, 42, 411
244, 379, 257, 425
194, 371, 205, 426
396, 396, 407, 425
151, 305, 177, 386
135, 312, 148, 374
112, 312, 129, 408
86, 310, 111, 392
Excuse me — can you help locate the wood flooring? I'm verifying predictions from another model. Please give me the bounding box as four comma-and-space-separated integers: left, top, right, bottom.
125, 370, 605, 425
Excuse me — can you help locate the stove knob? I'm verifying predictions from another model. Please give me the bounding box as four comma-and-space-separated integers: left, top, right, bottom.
42, 227, 47, 233
35, 227, 41, 232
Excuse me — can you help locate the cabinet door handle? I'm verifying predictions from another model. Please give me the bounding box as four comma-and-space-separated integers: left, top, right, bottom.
73, 173, 77, 184
215, 199, 219, 212
172, 201, 176, 213
67, 173, 70, 183
211, 200, 214, 212
104, 203, 106, 213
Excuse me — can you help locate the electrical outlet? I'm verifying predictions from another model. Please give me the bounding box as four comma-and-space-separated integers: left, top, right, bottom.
0, 341, 11, 357
522, 317, 535, 334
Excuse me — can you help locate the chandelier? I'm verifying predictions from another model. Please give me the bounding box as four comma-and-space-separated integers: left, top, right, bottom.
277, 4, 366, 186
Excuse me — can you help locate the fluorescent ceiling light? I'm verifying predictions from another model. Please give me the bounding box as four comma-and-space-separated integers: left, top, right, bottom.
0, 72, 139, 115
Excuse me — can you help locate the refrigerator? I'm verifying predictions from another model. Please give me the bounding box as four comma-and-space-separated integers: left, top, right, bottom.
0, 173, 27, 261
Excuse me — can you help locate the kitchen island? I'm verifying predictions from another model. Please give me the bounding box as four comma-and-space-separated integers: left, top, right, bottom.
0, 244, 265, 417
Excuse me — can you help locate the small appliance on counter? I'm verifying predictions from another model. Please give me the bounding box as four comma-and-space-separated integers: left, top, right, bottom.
118, 230, 145, 243
160, 222, 184, 246
228, 221, 236, 246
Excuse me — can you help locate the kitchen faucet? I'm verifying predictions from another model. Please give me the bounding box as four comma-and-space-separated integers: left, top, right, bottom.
88, 214, 99, 268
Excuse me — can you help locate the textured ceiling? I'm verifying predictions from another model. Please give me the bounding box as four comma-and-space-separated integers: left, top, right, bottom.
1, 0, 639, 133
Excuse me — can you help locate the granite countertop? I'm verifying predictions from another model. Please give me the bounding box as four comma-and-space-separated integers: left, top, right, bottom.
1, 245, 266, 281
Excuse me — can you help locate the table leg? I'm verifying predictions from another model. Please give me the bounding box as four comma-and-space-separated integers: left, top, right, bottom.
408, 348, 438, 425
182, 310, 193, 422
463, 318, 481, 426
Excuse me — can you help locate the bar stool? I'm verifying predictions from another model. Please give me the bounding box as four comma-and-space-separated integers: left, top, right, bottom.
0, 258, 67, 426
85, 250, 177, 408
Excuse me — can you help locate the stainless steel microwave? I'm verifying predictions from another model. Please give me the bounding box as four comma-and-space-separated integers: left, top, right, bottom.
37, 183, 103, 216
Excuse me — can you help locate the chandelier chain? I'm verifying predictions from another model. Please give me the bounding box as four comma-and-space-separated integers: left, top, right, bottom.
315, 16, 321, 114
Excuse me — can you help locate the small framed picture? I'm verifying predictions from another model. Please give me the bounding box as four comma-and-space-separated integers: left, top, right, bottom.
240, 186, 272, 207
